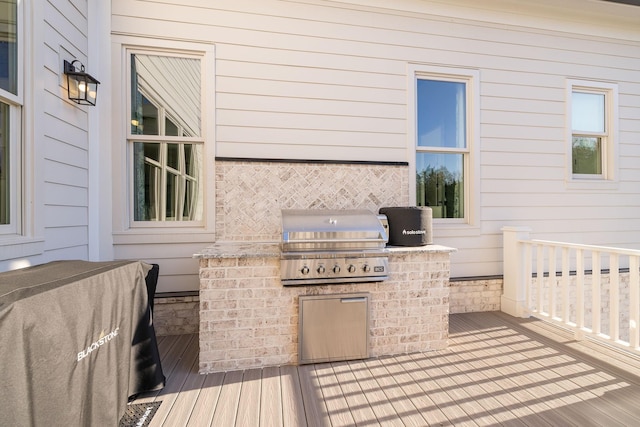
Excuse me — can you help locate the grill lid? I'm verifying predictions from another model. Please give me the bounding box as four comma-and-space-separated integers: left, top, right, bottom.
281, 209, 388, 252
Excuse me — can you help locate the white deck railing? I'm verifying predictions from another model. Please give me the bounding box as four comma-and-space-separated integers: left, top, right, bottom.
502, 226, 640, 354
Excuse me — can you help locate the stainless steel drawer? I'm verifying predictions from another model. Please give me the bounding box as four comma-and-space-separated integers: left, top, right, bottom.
298, 293, 370, 364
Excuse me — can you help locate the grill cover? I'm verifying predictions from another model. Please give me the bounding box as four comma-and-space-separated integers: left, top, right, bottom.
379, 206, 433, 246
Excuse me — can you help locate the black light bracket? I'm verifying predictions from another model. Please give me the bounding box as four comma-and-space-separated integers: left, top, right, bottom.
64, 59, 100, 106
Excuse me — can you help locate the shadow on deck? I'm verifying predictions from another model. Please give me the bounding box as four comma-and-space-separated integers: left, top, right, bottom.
130, 311, 640, 426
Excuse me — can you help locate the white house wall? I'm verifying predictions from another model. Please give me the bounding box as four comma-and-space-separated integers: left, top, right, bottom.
109, 0, 640, 289
41, 0, 92, 261
0, 0, 96, 272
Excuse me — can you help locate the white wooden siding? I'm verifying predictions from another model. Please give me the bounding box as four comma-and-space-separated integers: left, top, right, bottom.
109, 0, 640, 284
22, 0, 93, 264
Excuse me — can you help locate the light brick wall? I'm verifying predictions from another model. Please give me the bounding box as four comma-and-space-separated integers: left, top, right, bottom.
449, 278, 503, 313
153, 296, 200, 336
214, 160, 409, 241
198, 249, 451, 374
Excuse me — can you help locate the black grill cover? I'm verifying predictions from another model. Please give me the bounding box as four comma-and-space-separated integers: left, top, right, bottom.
379, 206, 432, 246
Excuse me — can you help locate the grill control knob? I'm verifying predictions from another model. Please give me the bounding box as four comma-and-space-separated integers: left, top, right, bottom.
347, 264, 356, 273
333, 265, 341, 274
317, 266, 326, 274
363, 264, 371, 273
301, 266, 310, 275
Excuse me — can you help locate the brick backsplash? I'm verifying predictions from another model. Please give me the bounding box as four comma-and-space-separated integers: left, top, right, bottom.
215, 160, 409, 241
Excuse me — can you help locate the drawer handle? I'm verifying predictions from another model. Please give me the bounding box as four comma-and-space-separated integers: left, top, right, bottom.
340, 297, 367, 303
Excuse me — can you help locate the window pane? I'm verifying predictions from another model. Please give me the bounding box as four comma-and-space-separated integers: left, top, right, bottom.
165, 117, 179, 136
141, 96, 158, 135
417, 80, 466, 148
184, 144, 194, 176
143, 142, 160, 162
183, 179, 196, 219
167, 143, 179, 170
572, 92, 605, 133
130, 54, 201, 137
572, 137, 602, 175
165, 172, 178, 221
416, 153, 464, 218
0, 0, 17, 95
133, 142, 161, 221
0, 102, 9, 224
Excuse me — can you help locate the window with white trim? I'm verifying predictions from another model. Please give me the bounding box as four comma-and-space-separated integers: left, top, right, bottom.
410, 67, 478, 224
128, 51, 204, 225
0, 0, 20, 235
568, 80, 618, 182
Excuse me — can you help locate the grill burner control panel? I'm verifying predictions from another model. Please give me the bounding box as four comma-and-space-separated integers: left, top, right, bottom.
281, 256, 388, 286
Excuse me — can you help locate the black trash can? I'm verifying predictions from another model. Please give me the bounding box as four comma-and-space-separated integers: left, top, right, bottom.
379, 206, 433, 246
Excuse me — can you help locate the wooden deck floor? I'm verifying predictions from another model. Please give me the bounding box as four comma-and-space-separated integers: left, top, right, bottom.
130, 312, 640, 426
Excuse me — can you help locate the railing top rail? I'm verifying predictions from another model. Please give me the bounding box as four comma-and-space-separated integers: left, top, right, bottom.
520, 238, 640, 257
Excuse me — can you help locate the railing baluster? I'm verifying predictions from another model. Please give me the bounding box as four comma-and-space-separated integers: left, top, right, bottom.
629, 256, 639, 350
537, 244, 545, 316
562, 247, 570, 326
576, 249, 584, 336
525, 243, 532, 314
549, 246, 557, 321
610, 254, 620, 343
592, 251, 601, 336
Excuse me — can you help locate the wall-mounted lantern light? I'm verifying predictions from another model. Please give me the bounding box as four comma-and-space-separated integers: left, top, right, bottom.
64, 60, 100, 106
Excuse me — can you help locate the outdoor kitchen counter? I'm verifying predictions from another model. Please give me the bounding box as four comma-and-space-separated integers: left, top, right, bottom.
193, 241, 281, 259
193, 242, 456, 258
195, 242, 457, 373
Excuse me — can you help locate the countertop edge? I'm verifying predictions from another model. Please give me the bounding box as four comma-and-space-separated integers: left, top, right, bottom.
193, 242, 457, 259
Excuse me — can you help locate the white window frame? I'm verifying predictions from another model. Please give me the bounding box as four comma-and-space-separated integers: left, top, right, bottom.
566, 79, 618, 190
0, 0, 21, 236
0, 0, 45, 265
408, 64, 480, 234
127, 49, 205, 227
111, 37, 215, 241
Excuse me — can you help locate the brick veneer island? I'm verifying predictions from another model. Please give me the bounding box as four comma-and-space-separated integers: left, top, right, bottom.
194, 242, 456, 373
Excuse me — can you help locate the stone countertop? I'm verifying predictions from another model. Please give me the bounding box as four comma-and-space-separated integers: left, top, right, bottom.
386, 244, 457, 254
193, 242, 456, 259
193, 242, 281, 259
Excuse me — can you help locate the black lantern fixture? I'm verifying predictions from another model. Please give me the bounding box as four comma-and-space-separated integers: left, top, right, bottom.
63, 60, 100, 106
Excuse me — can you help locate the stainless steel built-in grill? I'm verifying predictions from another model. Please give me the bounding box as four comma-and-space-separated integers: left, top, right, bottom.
280, 209, 389, 286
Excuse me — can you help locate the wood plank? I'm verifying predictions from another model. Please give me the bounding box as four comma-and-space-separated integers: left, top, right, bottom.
450, 314, 579, 426
235, 368, 262, 427
135, 334, 194, 404
454, 313, 621, 425
280, 365, 307, 427
361, 357, 429, 427
156, 345, 207, 427
297, 363, 330, 427
467, 313, 630, 426
313, 363, 356, 427
129, 314, 640, 426
260, 366, 284, 427
148, 335, 200, 426
403, 352, 479, 427
347, 358, 403, 427
184, 372, 225, 427
434, 351, 531, 427
484, 312, 640, 425
380, 354, 451, 426
210, 370, 244, 427
329, 361, 379, 426
440, 345, 548, 425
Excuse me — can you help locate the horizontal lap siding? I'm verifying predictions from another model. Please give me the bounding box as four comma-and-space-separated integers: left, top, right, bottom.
34, 0, 91, 263
112, 0, 640, 279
